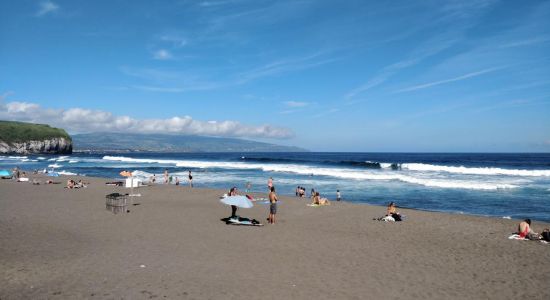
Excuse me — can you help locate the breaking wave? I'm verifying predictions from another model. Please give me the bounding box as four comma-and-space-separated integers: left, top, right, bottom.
401, 163, 550, 177
102, 156, 517, 190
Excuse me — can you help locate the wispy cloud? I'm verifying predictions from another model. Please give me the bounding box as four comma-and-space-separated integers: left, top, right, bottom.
0, 100, 293, 139
159, 34, 188, 48
36, 1, 59, 17
122, 51, 335, 92
395, 67, 501, 93
153, 49, 173, 60
472, 98, 550, 114
313, 108, 340, 118
132, 85, 185, 93
498, 36, 550, 48
344, 37, 459, 100
235, 53, 336, 84
284, 101, 309, 108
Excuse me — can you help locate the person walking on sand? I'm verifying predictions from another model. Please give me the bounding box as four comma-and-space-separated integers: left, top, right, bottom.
267, 177, 273, 191
188, 170, 193, 187
268, 186, 278, 224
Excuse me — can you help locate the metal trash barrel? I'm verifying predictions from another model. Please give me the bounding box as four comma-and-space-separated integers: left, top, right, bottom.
106, 193, 129, 214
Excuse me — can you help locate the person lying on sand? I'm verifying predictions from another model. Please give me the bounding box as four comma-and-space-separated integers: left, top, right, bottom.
518, 219, 541, 240
76, 179, 88, 188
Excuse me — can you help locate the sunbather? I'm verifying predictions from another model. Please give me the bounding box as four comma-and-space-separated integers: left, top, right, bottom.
518, 219, 541, 240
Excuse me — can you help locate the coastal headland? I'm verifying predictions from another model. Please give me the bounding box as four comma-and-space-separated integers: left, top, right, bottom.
1, 174, 549, 299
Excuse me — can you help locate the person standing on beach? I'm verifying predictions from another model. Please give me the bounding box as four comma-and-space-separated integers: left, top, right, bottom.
164, 169, 169, 184
175, 177, 180, 185
267, 177, 273, 191
246, 181, 251, 193
336, 190, 341, 201
188, 171, 193, 188
229, 186, 238, 218
268, 186, 278, 224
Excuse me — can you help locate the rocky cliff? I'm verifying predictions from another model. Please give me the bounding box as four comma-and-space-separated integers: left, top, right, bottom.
0, 121, 73, 154
0, 137, 73, 154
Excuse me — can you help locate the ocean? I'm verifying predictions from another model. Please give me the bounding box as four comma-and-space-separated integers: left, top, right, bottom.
1, 152, 549, 222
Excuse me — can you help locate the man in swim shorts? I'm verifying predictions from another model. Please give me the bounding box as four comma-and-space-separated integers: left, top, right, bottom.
268, 186, 278, 224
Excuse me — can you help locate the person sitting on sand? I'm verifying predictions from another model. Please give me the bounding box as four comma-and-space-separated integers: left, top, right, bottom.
518, 219, 541, 240
312, 192, 330, 206
386, 202, 402, 221
66, 179, 75, 189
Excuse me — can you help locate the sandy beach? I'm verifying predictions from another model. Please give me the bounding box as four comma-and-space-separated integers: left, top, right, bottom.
1, 175, 549, 300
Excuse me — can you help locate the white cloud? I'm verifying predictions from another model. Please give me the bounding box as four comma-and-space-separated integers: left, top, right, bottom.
153, 49, 173, 60
36, 1, 59, 17
0, 100, 293, 139
284, 101, 309, 108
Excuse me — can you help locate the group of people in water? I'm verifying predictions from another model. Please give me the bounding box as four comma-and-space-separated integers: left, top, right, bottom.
148, 170, 193, 187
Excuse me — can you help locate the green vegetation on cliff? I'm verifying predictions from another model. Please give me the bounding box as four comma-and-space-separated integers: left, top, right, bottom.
0, 121, 71, 144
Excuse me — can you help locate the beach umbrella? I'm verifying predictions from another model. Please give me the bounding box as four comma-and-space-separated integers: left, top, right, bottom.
120, 170, 139, 197
120, 170, 133, 177
220, 195, 254, 208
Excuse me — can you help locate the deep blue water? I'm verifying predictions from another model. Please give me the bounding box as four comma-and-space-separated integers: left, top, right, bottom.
1, 152, 549, 222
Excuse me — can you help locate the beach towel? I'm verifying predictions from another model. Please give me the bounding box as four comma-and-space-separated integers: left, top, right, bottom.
225, 217, 263, 226
307, 203, 330, 207
17, 177, 29, 182
508, 234, 526, 240
508, 234, 548, 244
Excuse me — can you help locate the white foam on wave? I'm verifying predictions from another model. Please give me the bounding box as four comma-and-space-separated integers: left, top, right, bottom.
402, 163, 550, 177
380, 163, 392, 169
37, 157, 46, 160
502, 216, 512, 219
48, 164, 62, 168
103, 156, 517, 190
69, 160, 78, 163
58, 170, 77, 175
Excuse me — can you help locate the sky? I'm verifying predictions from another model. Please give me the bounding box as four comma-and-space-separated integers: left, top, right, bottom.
1, 0, 549, 152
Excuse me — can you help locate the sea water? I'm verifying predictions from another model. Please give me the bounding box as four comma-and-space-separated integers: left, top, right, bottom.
1, 152, 549, 222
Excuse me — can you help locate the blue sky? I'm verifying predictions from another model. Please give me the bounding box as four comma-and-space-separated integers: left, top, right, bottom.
1, 0, 549, 152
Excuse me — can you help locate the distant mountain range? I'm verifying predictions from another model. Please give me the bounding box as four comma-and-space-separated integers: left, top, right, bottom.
72, 132, 307, 152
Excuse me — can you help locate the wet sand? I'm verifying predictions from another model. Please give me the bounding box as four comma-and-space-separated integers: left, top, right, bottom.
1, 175, 549, 299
